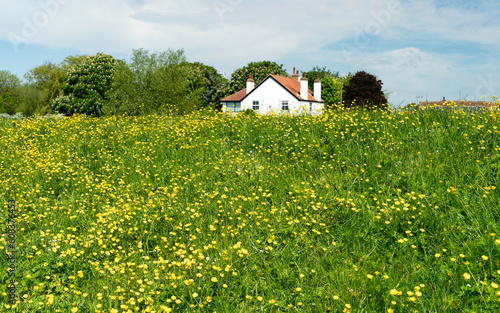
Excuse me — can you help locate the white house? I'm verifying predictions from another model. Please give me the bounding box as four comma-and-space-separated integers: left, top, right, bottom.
221, 68, 324, 115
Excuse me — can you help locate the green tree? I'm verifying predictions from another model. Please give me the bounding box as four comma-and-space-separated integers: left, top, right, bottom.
24, 62, 65, 114
52, 53, 117, 116
188, 62, 227, 108
305, 66, 339, 90
343, 71, 388, 109
214, 61, 287, 107
17, 83, 42, 116
106, 49, 198, 115
321, 76, 342, 109
60, 55, 88, 71
104, 60, 138, 115
24, 55, 88, 115
106, 49, 219, 115
0, 70, 22, 114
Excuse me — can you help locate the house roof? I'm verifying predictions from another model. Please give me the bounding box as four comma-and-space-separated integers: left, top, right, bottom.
221, 88, 248, 102
221, 75, 323, 103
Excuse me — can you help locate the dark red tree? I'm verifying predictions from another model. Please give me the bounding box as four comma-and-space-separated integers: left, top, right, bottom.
343, 71, 387, 109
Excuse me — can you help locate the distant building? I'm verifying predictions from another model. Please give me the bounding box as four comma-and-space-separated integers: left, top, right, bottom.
221, 68, 324, 115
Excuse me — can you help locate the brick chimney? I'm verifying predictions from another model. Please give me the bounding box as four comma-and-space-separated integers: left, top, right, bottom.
246, 75, 255, 94
292, 67, 300, 81
314, 76, 321, 101
300, 72, 308, 100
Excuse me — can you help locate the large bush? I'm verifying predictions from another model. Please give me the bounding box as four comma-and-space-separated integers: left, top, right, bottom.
52, 53, 116, 116
321, 76, 343, 109
344, 70, 387, 109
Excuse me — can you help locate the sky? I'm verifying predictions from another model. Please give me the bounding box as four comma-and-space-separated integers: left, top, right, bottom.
1, 0, 500, 107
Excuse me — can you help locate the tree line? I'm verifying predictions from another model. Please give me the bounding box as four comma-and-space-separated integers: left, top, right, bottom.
0, 48, 387, 117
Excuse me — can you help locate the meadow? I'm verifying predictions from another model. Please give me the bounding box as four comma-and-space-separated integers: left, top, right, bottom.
1, 106, 500, 312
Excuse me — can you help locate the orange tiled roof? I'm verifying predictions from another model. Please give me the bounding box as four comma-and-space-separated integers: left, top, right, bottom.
271, 75, 321, 102
221, 75, 323, 102
221, 88, 247, 102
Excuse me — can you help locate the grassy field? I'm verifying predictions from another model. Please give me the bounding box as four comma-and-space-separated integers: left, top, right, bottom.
1, 107, 500, 312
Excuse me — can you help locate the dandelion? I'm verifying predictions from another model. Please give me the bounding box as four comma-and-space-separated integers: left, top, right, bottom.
463, 273, 471, 280
481, 255, 489, 261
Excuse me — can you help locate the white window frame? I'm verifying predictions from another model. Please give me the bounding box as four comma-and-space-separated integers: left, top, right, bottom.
252, 101, 259, 111
282, 100, 289, 111
226, 102, 241, 112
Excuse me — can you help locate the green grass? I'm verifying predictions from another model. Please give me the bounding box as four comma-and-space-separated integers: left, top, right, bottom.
1, 107, 500, 312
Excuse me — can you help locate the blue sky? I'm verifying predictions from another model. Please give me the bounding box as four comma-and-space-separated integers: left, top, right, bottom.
1, 0, 499, 107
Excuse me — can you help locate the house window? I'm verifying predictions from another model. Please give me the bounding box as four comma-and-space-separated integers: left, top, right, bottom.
226, 102, 241, 112
309, 102, 313, 112
252, 101, 259, 111
282, 100, 289, 111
